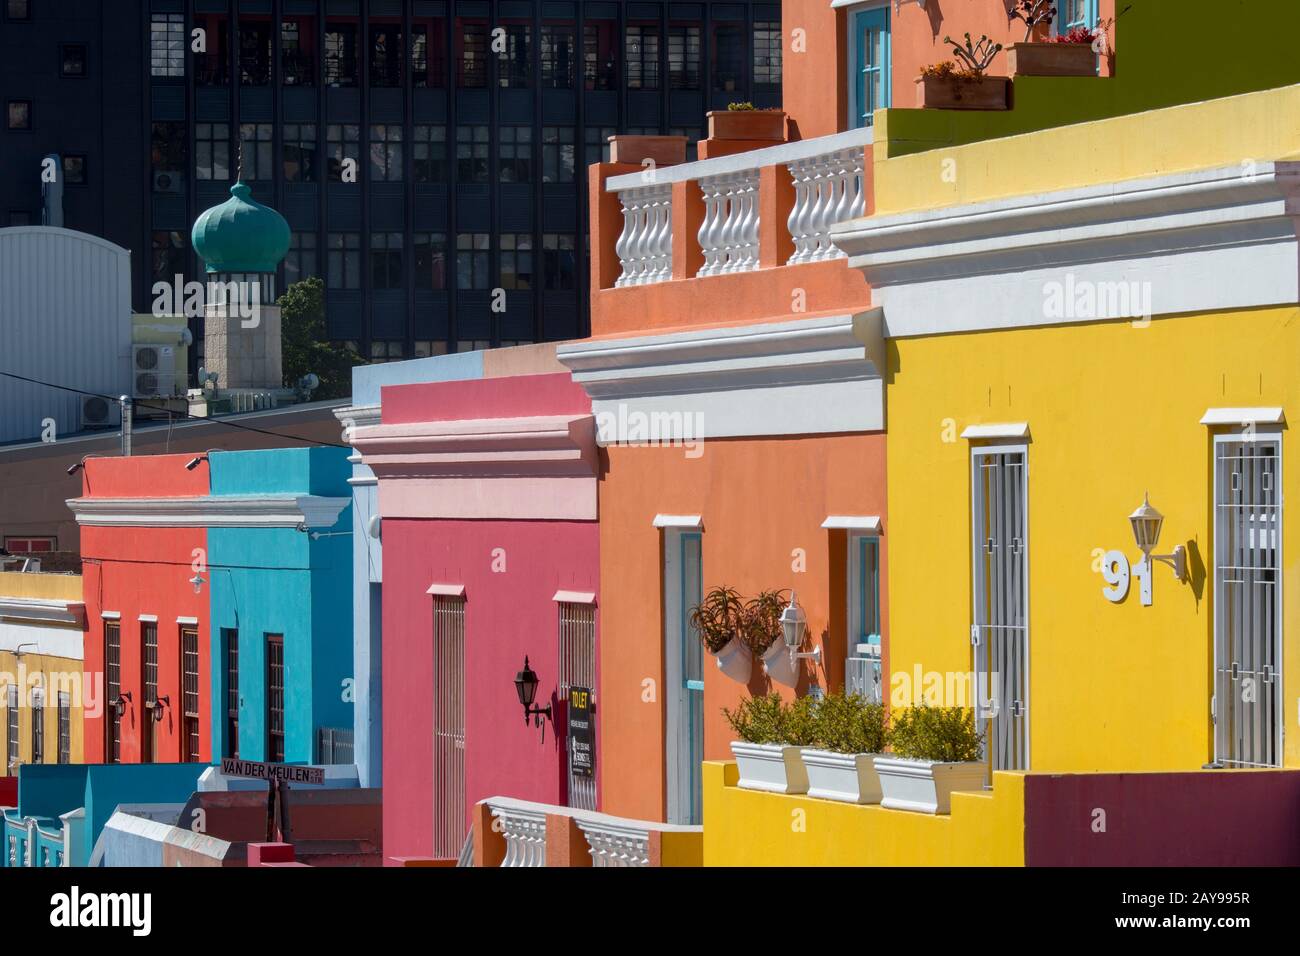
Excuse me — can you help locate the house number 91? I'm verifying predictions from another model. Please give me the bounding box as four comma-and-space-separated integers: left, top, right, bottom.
1101, 550, 1153, 606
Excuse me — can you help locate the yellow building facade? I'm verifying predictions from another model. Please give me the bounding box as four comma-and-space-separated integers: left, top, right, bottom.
0, 571, 86, 773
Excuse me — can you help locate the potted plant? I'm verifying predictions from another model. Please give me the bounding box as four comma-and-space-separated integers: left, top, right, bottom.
874, 704, 987, 814
690, 585, 752, 682
724, 693, 813, 794
745, 590, 798, 685
1005, 1, 1099, 77
706, 102, 787, 143
915, 34, 1008, 111
801, 691, 889, 804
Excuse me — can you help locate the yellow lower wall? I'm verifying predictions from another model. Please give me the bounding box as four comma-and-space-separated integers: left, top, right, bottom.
702, 761, 1024, 866
0, 651, 85, 770
887, 306, 1300, 772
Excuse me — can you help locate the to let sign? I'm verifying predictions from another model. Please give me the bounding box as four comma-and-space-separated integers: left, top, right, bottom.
220, 757, 325, 787
568, 686, 594, 778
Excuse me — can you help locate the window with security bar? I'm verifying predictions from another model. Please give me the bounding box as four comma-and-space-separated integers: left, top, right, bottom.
559, 601, 597, 811
223, 629, 239, 759
971, 447, 1029, 773
142, 621, 158, 763
6, 683, 18, 772
266, 634, 285, 762
182, 627, 201, 763
58, 692, 70, 764
432, 596, 467, 859
1213, 434, 1282, 768
30, 688, 44, 764
104, 621, 121, 763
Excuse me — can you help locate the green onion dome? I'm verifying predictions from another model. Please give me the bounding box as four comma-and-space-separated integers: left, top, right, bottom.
191, 180, 291, 275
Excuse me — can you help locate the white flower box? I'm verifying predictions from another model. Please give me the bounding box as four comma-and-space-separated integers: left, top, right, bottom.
801, 749, 882, 804
712, 636, 752, 683
874, 756, 987, 814
730, 741, 809, 794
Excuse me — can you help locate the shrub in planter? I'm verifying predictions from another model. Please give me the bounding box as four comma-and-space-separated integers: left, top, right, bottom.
802, 691, 890, 804
690, 586, 751, 682
875, 704, 986, 814
724, 693, 811, 794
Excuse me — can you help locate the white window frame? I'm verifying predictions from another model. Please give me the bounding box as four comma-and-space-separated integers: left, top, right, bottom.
845, 530, 883, 702
662, 525, 703, 825
836, 0, 891, 131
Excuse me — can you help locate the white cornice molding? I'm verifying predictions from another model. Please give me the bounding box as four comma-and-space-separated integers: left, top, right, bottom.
0, 597, 86, 629
335, 404, 382, 444
66, 495, 350, 529
352, 414, 599, 478
557, 313, 884, 441
832, 163, 1300, 337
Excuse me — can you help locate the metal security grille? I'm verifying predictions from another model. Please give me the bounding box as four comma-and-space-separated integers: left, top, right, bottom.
224, 629, 239, 759
678, 532, 704, 825
1214, 436, 1282, 768
182, 627, 200, 762
317, 726, 354, 764
971, 448, 1029, 772
432, 596, 466, 859
266, 635, 285, 762
30, 689, 43, 764
57, 692, 70, 764
5, 684, 16, 773
142, 621, 158, 763
558, 601, 597, 811
104, 622, 120, 763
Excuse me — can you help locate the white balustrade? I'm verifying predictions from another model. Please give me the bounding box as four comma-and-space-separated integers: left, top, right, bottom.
614, 183, 673, 287
697, 170, 761, 277
786, 147, 865, 264
575, 820, 653, 867
490, 805, 548, 867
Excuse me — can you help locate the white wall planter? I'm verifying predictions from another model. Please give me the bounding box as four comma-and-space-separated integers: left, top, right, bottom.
730, 741, 809, 794
760, 641, 800, 687
712, 636, 753, 683
801, 749, 882, 804
874, 756, 987, 814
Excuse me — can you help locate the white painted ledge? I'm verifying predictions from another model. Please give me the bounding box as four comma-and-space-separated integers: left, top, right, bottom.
821, 515, 882, 531
1200, 407, 1285, 426
653, 514, 703, 529
66, 495, 350, 529
961, 423, 1031, 441
426, 583, 466, 598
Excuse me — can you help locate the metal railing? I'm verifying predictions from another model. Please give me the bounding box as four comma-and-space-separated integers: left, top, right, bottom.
316, 726, 354, 765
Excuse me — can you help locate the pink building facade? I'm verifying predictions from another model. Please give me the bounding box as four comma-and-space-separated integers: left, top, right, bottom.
354, 373, 600, 863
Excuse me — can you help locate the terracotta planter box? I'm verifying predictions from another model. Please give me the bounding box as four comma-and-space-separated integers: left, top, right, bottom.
914, 74, 1009, 111
706, 109, 786, 142
1007, 42, 1098, 77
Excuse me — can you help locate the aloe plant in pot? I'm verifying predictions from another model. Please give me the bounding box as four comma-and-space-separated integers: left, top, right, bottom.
801, 691, 889, 804
690, 585, 751, 682
874, 704, 987, 814
724, 693, 814, 794
746, 589, 801, 686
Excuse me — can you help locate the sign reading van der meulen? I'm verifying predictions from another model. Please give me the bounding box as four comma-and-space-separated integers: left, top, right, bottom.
568, 686, 594, 778
220, 757, 325, 786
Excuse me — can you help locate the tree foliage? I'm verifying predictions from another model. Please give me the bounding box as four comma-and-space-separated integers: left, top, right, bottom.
278, 276, 363, 401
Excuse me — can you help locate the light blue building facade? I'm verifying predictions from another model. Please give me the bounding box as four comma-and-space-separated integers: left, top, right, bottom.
336, 352, 485, 788
206, 447, 353, 766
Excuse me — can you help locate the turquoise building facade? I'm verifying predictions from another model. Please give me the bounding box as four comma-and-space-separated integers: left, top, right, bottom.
206, 447, 353, 766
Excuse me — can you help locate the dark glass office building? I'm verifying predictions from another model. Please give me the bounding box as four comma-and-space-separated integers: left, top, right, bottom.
1, 0, 780, 364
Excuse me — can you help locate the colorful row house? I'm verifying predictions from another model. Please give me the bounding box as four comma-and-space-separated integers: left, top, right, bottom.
354, 371, 601, 862
0, 571, 85, 774
66, 448, 352, 772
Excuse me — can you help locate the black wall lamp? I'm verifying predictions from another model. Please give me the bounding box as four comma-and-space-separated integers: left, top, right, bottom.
513, 656, 552, 729
112, 691, 132, 718
147, 695, 170, 723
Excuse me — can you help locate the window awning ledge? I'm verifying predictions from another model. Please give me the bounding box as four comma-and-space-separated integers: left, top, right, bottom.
553, 590, 597, 605
960, 422, 1030, 441
426, 583, 466, 598
653, 514, 703, 529
821, 515, 881, 531
1200, 407, 1285, 426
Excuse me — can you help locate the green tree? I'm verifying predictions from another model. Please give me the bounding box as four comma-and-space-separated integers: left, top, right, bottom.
278, 276, 363, 401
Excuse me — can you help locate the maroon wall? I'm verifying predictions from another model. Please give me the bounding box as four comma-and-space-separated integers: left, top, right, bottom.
1024, 771, 1300, 866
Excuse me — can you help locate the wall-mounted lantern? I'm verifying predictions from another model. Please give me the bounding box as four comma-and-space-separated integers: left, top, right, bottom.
779, 590, 821, 667
147, 695, 170, 723
1129, 493, 1187, 581
513, 656, 553, 728
1102, 493, 1188, 607
111, 691, 132, 718
189, 574, 205, 594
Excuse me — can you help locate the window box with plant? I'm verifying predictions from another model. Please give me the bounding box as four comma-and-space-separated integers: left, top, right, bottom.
724, 693, 814, 794
873, 704, 987, 813
1004, 1, 1102, 77
691, 586, 751, 682
916, 34, 1008, 111
800, 690, 889, 804
706, 102, 787, 143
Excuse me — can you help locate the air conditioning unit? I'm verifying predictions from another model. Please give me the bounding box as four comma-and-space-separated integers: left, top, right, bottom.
153, 171, 183, 194
133, 344, 176, 398
80, 395, 118, 430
